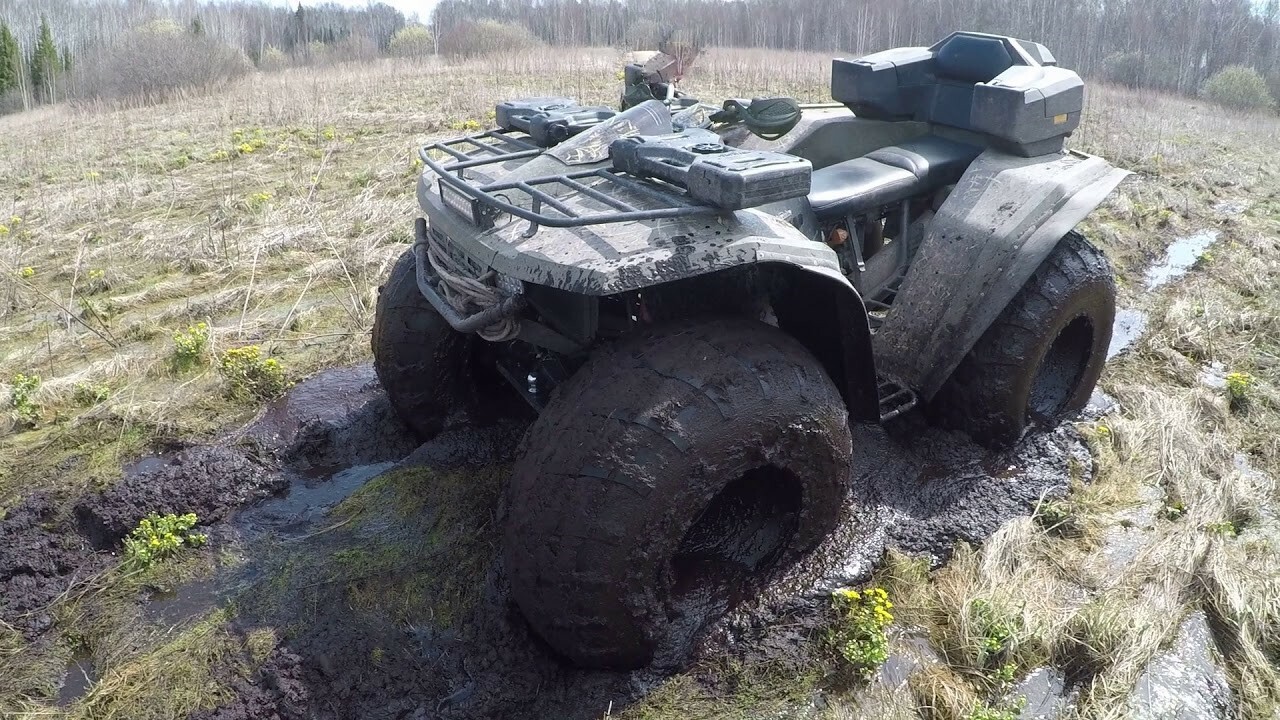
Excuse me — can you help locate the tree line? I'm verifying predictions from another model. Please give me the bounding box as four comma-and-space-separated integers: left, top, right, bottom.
2, 0, 1278, 113
432, 0, 1280, 99
0, 0, 417, 111
0, 15, 68, 108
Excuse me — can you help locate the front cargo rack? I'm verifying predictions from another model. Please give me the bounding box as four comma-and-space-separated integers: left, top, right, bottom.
419, 130, 719, 237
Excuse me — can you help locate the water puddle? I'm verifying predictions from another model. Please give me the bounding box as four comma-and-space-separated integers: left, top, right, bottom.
1129, 612, 1233, 719
57, 653, 98, 706
1008, 666, 1074, 719
1107, 307, 1148, 360
982, 458, 1022, 480
1144, 230, 1219, 290
146, 578, 222, 627
1212, 200, 1246, 216
1199, 363, 1228, 390
235, 462, 397, 538
123, 456, 168, 476
141, 462, 397, 626
1083, 389, 1120, 420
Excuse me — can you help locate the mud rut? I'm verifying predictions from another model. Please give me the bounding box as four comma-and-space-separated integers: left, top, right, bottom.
0, 358, 1106, 720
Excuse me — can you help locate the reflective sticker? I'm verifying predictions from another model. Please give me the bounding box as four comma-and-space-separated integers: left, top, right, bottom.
1053, 113, 1069, 125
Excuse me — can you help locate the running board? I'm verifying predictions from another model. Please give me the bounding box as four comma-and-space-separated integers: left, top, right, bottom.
877, 376, 918, 422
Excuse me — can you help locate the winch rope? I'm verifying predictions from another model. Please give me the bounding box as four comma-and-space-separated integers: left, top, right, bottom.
423, 231, 521, 342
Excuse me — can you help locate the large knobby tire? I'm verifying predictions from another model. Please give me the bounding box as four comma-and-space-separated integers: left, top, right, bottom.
932, 231, 1115, 446
372, 248, 491, 440
504, 319, 853, 670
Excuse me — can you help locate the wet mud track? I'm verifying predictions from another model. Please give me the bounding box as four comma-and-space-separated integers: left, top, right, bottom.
1, 364, 1094, 720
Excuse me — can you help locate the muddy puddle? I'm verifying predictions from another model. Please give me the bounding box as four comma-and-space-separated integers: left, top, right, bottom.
56, 653, 98, 706
21, 365, 1109, 718
1108, 307, 1149, 360
91, 361, 1082, 720
1143, 230, 1219, 290
1106, 228, 1219, 363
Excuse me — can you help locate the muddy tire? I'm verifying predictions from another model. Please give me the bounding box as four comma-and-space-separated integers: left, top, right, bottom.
372, 248, 489, 440
932, 231, 1115, 446
504, 319, 852, 669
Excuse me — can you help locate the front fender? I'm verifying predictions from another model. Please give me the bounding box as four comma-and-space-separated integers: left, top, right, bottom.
873, 149, 1130, 400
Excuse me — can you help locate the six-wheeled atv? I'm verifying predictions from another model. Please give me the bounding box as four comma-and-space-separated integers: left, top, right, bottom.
372, 31, 1128, 670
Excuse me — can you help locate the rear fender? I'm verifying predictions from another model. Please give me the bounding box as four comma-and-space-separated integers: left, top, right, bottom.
873, 149, 1130, 400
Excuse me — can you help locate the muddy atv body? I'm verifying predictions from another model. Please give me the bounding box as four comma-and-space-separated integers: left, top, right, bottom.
372, 32, 1127, 670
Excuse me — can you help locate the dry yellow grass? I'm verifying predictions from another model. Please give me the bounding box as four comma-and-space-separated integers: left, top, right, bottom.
3, 46, 1280, 720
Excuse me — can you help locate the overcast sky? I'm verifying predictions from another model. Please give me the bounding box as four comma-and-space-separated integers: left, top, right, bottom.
260, 0, 439, 24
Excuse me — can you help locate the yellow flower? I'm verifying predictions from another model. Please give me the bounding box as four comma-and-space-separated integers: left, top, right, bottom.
0, 225, 9, 235
9, 216, 20, 225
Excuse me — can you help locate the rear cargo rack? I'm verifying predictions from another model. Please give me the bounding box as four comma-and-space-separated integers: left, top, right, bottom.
420, 131, 718, 237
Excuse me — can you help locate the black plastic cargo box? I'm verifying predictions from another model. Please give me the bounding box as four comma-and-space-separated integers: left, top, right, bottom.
495, 97, 618, 148
610, 129, 812, 210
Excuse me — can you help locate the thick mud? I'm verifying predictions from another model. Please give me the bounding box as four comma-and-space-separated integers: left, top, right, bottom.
2, 360, 1095, 720
193, 379, 1089, 720
0, 493, 107, 638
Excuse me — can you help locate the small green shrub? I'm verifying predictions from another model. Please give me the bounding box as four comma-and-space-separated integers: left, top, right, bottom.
970, 598, 1017, 664
1162, 500, 1187, 521
1203, 66, 1275, 111
1225, 371, 1255, 411
245, 191, 272, 210
1033, 500, 1083, 538
258, 46, 287, 71
9, 373, 41, 427
449, 118, 482, 132
827, 587, 894, 679
123, 513, 207, 569
72, 382, 111, 406
388, 25, 433, 57
1101, 51, 1147, 88
437, 20, 541, 58
990, 661, 1018, 684
218, 345, 288, 401
968, 699, 1025, 720
170, 322, 210, 372
1206, 520, 1238, 537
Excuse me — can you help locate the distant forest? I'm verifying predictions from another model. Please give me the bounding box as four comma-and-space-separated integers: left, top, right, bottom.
0, 0, 410, 65
432, 0, 1280, 96
0, 0, 1278, 111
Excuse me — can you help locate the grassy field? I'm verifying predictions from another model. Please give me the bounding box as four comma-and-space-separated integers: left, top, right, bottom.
2, 46, 1280, 719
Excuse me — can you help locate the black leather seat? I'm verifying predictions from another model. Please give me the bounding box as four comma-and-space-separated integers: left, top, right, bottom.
808, 135, 981, 218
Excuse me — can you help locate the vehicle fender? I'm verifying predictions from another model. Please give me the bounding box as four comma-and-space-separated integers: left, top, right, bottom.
872, 149, 1130, 401
763, 260, 880, 424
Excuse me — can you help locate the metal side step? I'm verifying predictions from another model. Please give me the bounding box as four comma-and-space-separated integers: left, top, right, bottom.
864, 273, 906, 333
877, 376, 918, 422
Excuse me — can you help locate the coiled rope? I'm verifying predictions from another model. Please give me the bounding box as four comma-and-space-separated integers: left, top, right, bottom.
423, 231, 521, 342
